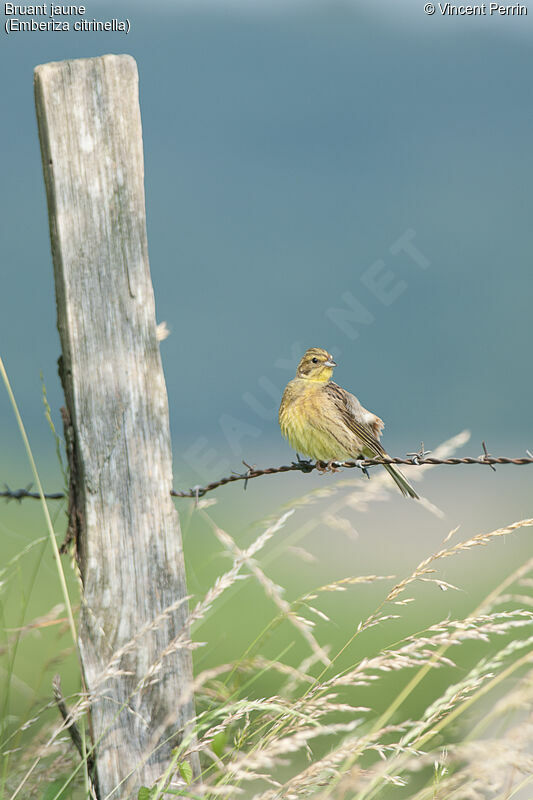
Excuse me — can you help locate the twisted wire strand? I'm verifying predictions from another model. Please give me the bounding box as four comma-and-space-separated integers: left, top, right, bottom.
170, 453, 533, 499
2, 449, 532, 502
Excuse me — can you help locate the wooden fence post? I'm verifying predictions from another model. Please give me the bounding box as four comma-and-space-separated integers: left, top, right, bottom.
34, 55, 200, 796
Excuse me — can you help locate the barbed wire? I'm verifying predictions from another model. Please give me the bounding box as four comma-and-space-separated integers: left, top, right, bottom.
2, 443, 532, 503
1, 483, 66, 502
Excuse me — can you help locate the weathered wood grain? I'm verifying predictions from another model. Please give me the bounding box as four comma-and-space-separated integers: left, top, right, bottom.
34, 55, 199, 797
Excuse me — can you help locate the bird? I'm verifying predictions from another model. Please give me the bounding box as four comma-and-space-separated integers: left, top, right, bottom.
278, 347, 419, 499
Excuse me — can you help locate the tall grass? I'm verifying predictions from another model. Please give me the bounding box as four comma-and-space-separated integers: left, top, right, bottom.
1, 369, 532, 800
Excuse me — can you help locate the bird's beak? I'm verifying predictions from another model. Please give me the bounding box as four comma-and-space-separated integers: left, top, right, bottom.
324, 358, 337, 367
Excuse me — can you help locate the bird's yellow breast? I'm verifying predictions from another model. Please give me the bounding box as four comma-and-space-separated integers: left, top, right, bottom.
278, 379, 354, 462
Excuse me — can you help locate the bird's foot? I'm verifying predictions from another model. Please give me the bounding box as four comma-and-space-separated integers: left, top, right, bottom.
292, 454, 315, 473
316, 460, 343, 474
354, 459, 371, 480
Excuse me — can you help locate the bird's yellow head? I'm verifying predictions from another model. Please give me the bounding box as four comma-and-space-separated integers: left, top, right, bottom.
296, 347, 337, 382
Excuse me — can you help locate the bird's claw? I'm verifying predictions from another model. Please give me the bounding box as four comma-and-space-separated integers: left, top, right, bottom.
354, 459, 371, 480
316, 460, 343, 474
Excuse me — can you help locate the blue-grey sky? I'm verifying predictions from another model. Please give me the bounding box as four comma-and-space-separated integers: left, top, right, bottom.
1, 1, 532, 484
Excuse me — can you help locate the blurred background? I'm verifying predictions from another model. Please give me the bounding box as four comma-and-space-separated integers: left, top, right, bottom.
1, 0, 532, 795
2, 0, 532, 465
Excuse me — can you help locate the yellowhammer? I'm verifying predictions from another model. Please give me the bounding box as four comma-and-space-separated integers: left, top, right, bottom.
279, 347, 419, 499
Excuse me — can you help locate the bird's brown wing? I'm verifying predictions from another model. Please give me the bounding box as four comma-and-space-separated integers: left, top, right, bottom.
324, 382, 387, 457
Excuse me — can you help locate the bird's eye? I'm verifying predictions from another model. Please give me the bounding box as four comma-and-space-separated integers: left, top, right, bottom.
312, 357, 318, 364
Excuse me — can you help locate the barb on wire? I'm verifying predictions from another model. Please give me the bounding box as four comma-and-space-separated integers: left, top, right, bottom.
3, 443, 532, 503
480, 440, 497, 472
1, 483, 65, 502
170, 445, 533, 498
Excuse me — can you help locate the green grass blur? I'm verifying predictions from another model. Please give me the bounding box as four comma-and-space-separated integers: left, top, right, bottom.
1, 431, 532, 797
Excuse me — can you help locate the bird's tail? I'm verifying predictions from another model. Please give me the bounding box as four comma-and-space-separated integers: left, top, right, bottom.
383, 463, 419, 499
